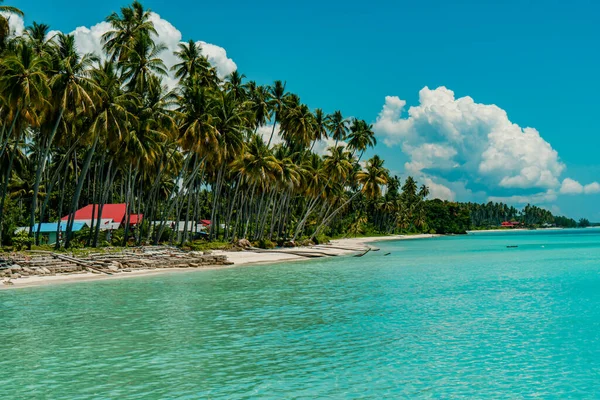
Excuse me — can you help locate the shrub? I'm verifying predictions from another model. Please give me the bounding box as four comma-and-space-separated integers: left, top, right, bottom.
313, 234, 331, 245
110, 228, 124, 246
298, 239, 314, 247
12, 231, 33, 251
256, 239, 276, 249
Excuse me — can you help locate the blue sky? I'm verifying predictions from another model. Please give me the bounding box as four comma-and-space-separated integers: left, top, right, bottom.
11, 0, 600, 219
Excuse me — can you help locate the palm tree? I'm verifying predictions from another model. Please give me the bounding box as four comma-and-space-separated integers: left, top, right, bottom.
326, 110, 348, 147
25, 22, 54, 56
119, 36, 168, 93
267, 80, 288, 146
0, 0, 23, 49
347, 118, 376, 161
31, 33, 99, 239
311, 108, 328, 151
172, 40, 215, 87
102, 0, 157, 62
0, 42, 50, 244
356, 155, 388, 199
224, 70, 246, 101
280, 103, 315, 151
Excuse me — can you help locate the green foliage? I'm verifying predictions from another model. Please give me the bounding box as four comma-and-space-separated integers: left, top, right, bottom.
110, 229, 124, 246
424, 200, 470, 234
578, 218, 591, 228
554, 216, 577, 228
255, 239, 276, 249
184, 240, 233, 251
11, 230, 33, 251
313, 234, 331, 245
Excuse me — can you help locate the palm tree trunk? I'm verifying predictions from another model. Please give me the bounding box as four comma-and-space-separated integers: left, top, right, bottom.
65, 134, 100, 248
54, 161, 70, 250
93, 160, 115, 247
311, 191, 362, 240
0, 127, 23, 245
30, 108, 65, 237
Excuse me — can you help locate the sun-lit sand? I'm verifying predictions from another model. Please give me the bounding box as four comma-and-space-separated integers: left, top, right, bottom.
1, 234, 438, 290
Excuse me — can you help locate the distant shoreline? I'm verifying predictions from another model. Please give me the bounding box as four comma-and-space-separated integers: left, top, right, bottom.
1, 234, 438, 290
466, 227, 565, 233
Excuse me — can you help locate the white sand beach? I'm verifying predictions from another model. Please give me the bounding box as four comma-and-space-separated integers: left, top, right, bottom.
1, 234, 438, 290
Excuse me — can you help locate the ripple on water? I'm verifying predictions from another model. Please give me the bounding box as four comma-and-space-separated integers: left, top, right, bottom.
2, 230, 600, 398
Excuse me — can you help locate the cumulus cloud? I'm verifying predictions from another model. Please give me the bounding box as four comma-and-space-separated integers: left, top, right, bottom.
45, 12, 236, 88
422, 177, 455, 201
560, 178, 600, 195
2, 12, 25, 37
374, 87, 565, 192
257, 124, 284, 147
488, 190, 558, 205
584, 182, 600, 194
560, 178, 584, 194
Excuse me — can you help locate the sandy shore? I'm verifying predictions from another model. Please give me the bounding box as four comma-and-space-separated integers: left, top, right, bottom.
1, 234, 437, 290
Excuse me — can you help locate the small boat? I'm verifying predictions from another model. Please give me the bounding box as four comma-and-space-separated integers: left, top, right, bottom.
506, 245, 518, 248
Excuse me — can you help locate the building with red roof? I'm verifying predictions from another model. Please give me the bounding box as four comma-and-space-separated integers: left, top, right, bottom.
62, 204, 143, 230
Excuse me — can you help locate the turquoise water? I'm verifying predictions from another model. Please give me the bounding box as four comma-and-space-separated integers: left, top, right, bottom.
2, 229, 600, 398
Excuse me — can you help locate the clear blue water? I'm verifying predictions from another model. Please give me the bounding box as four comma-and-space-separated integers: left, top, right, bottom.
2, 229, 600, 398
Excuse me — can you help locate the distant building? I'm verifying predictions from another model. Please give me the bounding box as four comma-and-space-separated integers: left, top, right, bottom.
152, 220, 210, 232
500, 221, 522, 228
15, 222, 86, 245
61, 204, 143, 231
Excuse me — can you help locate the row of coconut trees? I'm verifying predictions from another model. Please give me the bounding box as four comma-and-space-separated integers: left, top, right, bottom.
0, 1, 438, 248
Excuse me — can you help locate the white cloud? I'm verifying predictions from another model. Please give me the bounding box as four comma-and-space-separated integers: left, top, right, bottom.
257, 124, 283, 146
2, 12, 25, 37
423, 177, 455, 201
374, 87, 565, 192
584, 182, 600, 194
46, 12, 236, 87
559, 178, 600, 195
312, 137, 346, 156
488, 190, 558, 204
560, 178, 584, 194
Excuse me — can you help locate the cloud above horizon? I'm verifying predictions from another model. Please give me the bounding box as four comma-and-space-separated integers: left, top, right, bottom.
16, 12, 236, 88
374, 86, 598, 204
560, 178, 600, 195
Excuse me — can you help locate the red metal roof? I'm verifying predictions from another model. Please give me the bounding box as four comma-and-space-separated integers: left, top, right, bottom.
62, 204, 127, 224
128, 214, 144, 224
199, 219, 211, 226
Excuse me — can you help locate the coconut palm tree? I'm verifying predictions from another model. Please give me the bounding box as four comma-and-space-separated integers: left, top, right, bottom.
0, 42, 50, 244
356, 155, 388, 199
25, 22, 54, 56
31, 33, 99, 239
172, 40, 214, 86
102, 0, 157, 62
266, 80, 288, 146
347, 118, 376, 161
119, 36, 168, 93
326, 110, 348, 147
0, 1, 23, 50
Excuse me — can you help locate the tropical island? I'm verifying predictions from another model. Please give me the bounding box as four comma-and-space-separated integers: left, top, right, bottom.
0, 0, 590, 272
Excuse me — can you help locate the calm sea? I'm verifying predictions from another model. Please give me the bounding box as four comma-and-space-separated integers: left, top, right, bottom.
2, 229, 600, 398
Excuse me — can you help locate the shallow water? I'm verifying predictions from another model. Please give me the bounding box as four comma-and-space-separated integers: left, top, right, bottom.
2, 229, 600, 398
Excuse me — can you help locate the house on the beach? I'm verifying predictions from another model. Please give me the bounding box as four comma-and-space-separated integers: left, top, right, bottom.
500, 221, 522, 228
15, 222, 86, 245
151, 219, 211, 233
61, 203, 143, 231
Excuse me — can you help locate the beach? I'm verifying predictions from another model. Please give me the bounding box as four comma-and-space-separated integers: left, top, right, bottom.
1, 234, 437, 290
